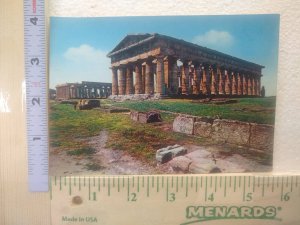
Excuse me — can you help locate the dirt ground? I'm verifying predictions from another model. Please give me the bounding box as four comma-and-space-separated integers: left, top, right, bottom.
50, 130, 271, 176
49, 131, 171, 176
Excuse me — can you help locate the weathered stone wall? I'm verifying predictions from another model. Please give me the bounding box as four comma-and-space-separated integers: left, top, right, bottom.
173, 115, 274, 153
108, 94, 161, 102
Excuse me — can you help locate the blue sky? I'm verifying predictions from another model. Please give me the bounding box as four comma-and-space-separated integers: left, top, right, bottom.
50, 15, 279, 96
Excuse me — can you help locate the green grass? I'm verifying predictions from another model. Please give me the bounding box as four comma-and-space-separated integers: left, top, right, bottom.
49, 103, 206, 163
67, 147, 96, 156
50, 97, 275, 164
109, 97, 276, 124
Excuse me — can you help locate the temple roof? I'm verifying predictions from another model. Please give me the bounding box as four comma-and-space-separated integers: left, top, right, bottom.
107, 33, 264, 69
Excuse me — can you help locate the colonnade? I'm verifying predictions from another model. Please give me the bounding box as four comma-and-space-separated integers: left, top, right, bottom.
69, 85, 111, 99
56, 82, 112, 100
111, 57, 261, 96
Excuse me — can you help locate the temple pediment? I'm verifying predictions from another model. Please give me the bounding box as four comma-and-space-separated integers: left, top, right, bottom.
108, 33, 155, 56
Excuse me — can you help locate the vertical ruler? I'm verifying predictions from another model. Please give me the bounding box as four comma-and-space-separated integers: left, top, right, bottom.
51, 174, 300, 225
24, 0, 48, 192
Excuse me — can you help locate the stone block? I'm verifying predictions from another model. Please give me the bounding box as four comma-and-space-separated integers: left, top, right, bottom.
130, 111, 139, 121
249, 123, 274, 152
169, 156, 192, 173
173, 115, 195, 135
194, 121, 212, 138
211, 119, 250, 146
184, 149, 211, 160
189, 160, 221, 174
156, 145, 187, 164
145, 111, 162, 123
138, 112, 148, 123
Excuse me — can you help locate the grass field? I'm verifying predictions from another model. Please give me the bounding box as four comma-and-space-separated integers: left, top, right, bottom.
107, 97, 276, 124
49, 97, 275, 167
49, 103, 207, 163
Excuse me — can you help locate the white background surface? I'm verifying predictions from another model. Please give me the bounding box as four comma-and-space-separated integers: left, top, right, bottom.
49, 0, 300, 172
0, 1, 300, 225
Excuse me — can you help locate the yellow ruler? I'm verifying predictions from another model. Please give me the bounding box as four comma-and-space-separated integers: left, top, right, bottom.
50, 174, 300, 225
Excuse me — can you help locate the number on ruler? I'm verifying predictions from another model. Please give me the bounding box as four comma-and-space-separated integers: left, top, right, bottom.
31, 58, 39, 65
129, 193, 137, 202
32, 97, 40, 106
30, 17, 38, 25
208, 193, 214, 202
282, 192, 290, 201
168, 193, 176, 202
246, 192, 253, 201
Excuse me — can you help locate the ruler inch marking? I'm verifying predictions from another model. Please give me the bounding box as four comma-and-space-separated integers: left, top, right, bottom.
25, 0, 48, 192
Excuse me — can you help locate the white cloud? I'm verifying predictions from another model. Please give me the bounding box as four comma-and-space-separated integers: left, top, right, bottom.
57, 44, 112, 85
192, 30, 234, 50
64, 44, 107, 63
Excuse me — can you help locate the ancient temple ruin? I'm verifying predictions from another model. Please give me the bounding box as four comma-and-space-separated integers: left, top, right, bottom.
56, 81, 112, 100
107, 33, 264, 97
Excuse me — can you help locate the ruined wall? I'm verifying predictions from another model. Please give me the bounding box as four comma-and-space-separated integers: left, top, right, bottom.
173, 115, 274, 153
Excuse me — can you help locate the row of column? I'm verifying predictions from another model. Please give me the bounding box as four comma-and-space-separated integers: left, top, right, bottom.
69, 86, 111, 99
112, 57, 179, 96
111, 58, 261, 96
180, 63, 261, 96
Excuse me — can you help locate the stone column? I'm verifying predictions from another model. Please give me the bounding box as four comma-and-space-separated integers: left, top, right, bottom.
218, 68, 225, 95
201, 65, 209, 95
181, 62, 189, 95
248, 76, 253, 95
243, 74, 248, 95
237, 72, 243, 96
145, 60, 154, 95
118, 67, 126, 95
141, 65, 146, 94
225, 70, 231, 95
126, 66, 134, 95
232, 71, 237, 95
206, 66, 212, 95
170, 60, 179, 94
192, 63, 200, 95
134, 64, 142, 94
163, 56, 175, 94
258, 76, 261, 96
253, 76, 257, 96
111, 67, 118, 95
211, 66, 217, 95
156, 57, 165, 95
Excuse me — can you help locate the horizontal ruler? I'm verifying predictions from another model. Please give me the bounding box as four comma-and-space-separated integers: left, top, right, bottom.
50, 174, 300, 225
24, 0, 48, 192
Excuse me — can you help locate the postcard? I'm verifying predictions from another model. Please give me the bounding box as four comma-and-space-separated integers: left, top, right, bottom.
49, 15, 279, 175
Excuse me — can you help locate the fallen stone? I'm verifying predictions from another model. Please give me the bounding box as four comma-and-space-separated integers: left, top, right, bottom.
138, 113, 147, 123
156, 145, 187, 164
215, 159, 248, 173
131, 111, 162, 123
194, 121, 212, 138
173, 115, 195, 135
168, 156, 192, 173
211, 119, 250, 146
146, 111, 162, 123
184, 148, 211, 160
130, 111, 139, 121
249, 123, 274, 152
189, 160, 221, 174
